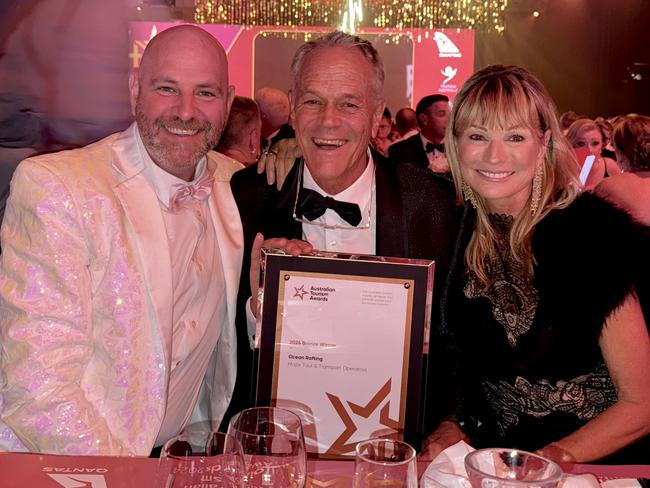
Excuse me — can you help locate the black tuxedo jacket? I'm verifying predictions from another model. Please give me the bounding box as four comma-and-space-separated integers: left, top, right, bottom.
388, 133, 430, 168
263, 123, 295, 150
227, 150, 462, 436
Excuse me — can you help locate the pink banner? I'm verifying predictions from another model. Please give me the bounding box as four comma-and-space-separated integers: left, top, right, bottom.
1, 452, 648, 487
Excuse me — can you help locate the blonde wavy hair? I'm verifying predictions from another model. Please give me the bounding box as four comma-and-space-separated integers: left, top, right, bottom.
445, 65, 581, 285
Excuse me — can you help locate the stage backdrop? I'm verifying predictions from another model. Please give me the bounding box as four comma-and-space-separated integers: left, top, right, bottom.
129, 23, 474, 112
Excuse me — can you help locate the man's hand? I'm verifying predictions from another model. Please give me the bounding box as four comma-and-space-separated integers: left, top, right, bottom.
257, 138, 301, 189
249, 233, 313, 317
419, 420, 470, 461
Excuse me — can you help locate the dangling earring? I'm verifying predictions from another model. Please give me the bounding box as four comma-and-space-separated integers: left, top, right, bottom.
530, 162, 544, 216
463, 182, 478, 209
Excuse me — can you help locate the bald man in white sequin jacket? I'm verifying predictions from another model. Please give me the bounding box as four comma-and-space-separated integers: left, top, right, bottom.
0, 127, 244, 456
0, 25, 244, 456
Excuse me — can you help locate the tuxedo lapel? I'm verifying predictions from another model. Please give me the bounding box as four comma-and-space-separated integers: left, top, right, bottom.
266, 161, 302, 240
110, 127, 174, 362
374, 156, 408, 257
410, 135, 429, 167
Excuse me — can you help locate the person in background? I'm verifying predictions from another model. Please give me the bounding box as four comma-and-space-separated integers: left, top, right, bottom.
0, 0, 133, 231
0, 25, 243, 456
596, 114, 650, 225
229, 32, 460, 439
559, 110, 578, 134
216, 96, 262, 167
255, 87, 295, 151
594, 116, 616, 160
371, 107, 392, 156
393, 107, 419, 142
389, 94, 451, 174
422, 65, 650, 464
566, 118, 621, 190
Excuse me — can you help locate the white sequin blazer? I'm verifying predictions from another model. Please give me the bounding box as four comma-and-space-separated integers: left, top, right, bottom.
0, 124, 244, 455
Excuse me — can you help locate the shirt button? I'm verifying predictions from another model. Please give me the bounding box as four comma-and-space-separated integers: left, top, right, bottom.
190, 320, 197, 328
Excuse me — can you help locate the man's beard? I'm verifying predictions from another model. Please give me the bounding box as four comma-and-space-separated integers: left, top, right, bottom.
135, 101, 222, 175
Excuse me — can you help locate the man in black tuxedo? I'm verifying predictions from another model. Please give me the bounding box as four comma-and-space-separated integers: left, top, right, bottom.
389, 94, 450, 173
229, 32, 460, 442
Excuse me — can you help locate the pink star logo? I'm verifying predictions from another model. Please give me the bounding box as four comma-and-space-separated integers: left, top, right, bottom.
293, 285, 309, 300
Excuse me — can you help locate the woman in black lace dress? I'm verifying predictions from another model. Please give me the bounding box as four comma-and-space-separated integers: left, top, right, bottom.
421, 65, 650, 464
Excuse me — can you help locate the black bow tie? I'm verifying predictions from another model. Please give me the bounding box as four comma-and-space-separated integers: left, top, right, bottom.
296, 188, 362, 226
425, 142, 445, 153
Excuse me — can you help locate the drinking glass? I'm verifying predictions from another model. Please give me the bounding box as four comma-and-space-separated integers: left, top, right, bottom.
354, 438, 417, 488
157, 430, 245, 488
464, 448, 563, 488
227, 407, 307, 487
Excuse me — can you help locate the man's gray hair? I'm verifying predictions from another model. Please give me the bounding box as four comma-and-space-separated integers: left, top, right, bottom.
290, 31, 385, 101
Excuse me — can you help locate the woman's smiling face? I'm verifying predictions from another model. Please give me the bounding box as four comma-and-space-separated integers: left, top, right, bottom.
458, 123, 548, 215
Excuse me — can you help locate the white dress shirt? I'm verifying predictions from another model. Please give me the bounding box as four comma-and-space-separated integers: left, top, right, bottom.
420, 134, 449, 173
420, 134, 445, 162
301, 152, 376, 255
134, 128, 227, 447
246, 152, 377, 336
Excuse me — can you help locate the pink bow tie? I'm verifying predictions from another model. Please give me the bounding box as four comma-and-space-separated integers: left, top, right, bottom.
168, 173, 215, 212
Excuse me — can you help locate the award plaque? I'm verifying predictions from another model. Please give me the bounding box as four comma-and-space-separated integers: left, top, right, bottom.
255, 249, 434, 458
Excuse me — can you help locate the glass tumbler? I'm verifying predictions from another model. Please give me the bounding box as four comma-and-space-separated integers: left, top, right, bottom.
464, 447, 563, 488
354, 438, 417, 488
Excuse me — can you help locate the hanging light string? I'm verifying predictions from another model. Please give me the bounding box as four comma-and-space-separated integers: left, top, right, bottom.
194, 0, 509, 34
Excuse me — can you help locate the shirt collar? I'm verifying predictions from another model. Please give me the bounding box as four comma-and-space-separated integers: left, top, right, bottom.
420, 132, 445, 151
266, 127, 281, 141
134, 124, 208, 208
302, 149, 375, 211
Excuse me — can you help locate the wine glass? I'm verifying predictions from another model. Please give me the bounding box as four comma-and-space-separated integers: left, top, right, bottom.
157, 430, 245, 488
227, 407, 307, 487
354, 438, 417, 488
464, 448, 563, 487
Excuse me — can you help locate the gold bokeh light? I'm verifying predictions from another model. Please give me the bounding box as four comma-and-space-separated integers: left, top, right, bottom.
194, 0, 509, 34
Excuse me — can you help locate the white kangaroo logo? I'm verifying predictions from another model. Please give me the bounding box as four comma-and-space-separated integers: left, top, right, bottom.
441, 66, 458, 84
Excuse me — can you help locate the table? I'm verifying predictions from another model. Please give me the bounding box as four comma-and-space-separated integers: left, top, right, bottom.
0, 452, 648, 487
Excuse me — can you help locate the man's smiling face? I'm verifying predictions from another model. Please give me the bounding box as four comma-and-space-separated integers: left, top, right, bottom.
290, 46, 383, 195
130, 27, 233, 181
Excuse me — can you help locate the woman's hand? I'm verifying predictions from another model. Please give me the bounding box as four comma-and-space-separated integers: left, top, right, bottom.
419, 420, 470, 461
257, 138, 301, 189
536, 443, 577, 464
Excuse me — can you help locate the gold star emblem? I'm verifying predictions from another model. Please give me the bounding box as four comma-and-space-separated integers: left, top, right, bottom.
293, 285, 309, 300
325, 379, 400, 456
306, 477, 348, 487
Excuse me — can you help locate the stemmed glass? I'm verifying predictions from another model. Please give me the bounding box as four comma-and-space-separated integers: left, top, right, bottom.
354, 438, 418, 488
157, 430, 245, 488
227, 407, 307, 487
